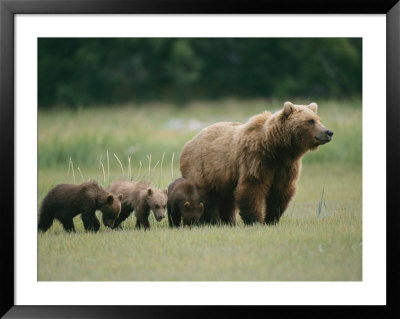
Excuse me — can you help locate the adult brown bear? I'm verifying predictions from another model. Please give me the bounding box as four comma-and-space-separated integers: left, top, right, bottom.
180, 101, 333, 225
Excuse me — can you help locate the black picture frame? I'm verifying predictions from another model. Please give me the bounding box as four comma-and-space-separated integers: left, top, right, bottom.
1, 0, 399, 318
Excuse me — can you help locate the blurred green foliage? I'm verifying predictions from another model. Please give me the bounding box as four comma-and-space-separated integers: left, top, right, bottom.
38, 38, 361, 108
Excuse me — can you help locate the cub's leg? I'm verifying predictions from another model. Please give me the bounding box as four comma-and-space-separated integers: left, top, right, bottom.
81, 210, 100, 232
167, 203, 181, 228
60, 217, 76, 232
135, 209, 150, 230
113, 206, 132, 229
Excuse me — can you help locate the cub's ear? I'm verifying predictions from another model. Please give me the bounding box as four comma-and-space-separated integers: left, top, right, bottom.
117, 193, 123, 201
199, 202, 204, 208
106, 194, 114, 204
282, 101, 294, 118
147, 187, 153, 196
163, 188, 168, 195
308, 102, 318, 113
184, 201, 191, 208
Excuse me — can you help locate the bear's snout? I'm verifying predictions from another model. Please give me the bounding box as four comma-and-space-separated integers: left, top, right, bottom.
326, 130, 334, 137
155, 212, 165, 222
183, 216, 200, 226
104, 219, 115, 228
315, 127, 333, 145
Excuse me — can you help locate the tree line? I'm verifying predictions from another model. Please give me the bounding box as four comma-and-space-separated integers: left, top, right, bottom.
38, 38, 362, 108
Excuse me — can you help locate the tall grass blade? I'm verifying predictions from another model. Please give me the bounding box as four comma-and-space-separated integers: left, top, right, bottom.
151, 160, 160, 184
107, 150, 110, 184
138, 160, 142, 181
67, 157, 71, 177
69, 158, 76, 184
171, 152, 175, 180
114, 153, 124, 177
317, 184, 326, 217
128, 155, 132, 181
99, 160, 106, 185
147, 154, 152, 180
160, 152, 165, 186
77, 166, 84, 182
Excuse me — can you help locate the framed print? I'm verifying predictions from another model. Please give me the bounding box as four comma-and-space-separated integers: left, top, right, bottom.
1, 0, 399, 318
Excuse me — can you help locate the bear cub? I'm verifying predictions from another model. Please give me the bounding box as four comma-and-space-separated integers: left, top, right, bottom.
167, 178, 204, 227
38, 181, 123, 232
107, 179, 168, 229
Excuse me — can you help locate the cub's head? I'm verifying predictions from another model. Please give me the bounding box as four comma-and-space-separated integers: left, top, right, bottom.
100, 193, 123, 228
181, 200, 204, 226
279, 101, 333, 151
146, 187, 168, 222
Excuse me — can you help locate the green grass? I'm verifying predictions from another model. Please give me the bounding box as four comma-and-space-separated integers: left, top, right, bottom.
38, 98, 362, 281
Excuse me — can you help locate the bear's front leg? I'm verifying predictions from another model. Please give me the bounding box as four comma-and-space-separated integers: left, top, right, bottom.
38, 207, 55, 232
112, 206, 132, 229
219, 193, 237, 226
81, 210, 100, 232
198, 192, 220, 225
136, 219, 150, 230
167, 204, 181, 228
264, 185, 295, 225
235, 180, 265, 225
135, 209, 150, 230
61, 217, 76, 232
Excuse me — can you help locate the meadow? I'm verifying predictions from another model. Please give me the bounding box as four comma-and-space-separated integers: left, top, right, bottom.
38, 99, 362, 281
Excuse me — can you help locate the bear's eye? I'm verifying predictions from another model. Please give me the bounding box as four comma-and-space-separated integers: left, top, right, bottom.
308, 119, 315, 125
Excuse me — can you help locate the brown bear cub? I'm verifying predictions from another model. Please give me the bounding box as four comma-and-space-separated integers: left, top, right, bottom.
167, 178, 204, 227
38, 181, 123, 232
107, 179, 168, 229
180, 101, 333, 226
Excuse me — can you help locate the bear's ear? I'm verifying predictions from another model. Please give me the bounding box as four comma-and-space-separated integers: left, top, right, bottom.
163, 188, 168, 195
282, 101, 294, 118
184, 201, 191, 208
117, 193, 123, 201
147, 187, 153, 196
308, 102, 318, 113
199, 202, 204, 208
106, 194, 114, 204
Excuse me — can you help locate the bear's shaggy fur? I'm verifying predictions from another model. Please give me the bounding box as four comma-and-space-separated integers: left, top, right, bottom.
180, 101, 333, 225
107, 179, 168, 229
167, 178, 204, 227
38, 181, 123, 232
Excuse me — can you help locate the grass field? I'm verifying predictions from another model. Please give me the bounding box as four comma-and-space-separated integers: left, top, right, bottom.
38, 99, 362, 281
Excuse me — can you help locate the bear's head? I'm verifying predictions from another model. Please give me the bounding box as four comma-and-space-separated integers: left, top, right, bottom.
277, 101, 333, 152
100, 193, 123, 228
181, 200, 204, 226
146, 187, 168, 222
